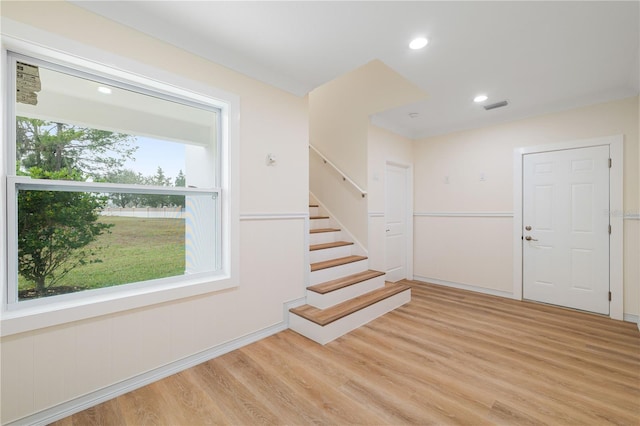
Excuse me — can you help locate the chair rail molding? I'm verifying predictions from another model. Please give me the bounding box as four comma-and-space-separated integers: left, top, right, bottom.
414, 211, 514, 218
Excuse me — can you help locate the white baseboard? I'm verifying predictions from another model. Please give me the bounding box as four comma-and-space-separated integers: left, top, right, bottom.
412, 275, 515, 299
284, 297, 307, 326
415, 276, 640, 328
623, 313, 639, 327
8, 316, 294, 426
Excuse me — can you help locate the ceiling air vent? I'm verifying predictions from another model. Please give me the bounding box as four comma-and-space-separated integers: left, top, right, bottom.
484, 100, 508, 111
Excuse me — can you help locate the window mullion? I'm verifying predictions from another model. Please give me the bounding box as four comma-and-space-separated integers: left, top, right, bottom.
10, 176, 219, 196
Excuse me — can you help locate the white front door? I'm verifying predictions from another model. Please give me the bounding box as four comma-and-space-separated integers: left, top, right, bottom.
385, 163, 409, 282
523, 145, 610, 314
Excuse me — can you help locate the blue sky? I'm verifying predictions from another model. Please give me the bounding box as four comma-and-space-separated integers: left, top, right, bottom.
124, 136, 185, 182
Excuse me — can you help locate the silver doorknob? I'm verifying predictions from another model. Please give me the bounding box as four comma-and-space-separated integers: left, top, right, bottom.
525, 235, 538, 241
525, 225, 532, 231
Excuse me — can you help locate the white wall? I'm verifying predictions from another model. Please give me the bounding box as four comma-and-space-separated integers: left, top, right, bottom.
0, 2, 308, 423
413, 96, 640, 317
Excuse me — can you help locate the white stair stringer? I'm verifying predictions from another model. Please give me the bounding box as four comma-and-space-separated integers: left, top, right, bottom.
288, 196, 412, 345
306, 274, 385, 309
310, 259, 368, 285
289, 289, 411, 345
308, 193, 366, 257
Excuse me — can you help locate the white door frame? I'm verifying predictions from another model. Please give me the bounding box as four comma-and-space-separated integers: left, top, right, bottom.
513, 135, 623, 320
385, 160, 414, 281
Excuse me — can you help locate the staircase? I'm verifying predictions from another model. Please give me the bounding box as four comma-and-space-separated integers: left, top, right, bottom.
289, 198, 411, 344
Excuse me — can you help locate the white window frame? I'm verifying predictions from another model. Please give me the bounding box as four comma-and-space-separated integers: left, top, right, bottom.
0, 35, 240, 336
7, 178, 222, 310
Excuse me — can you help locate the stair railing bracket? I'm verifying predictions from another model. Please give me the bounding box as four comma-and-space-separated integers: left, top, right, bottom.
309, 144, 367, 198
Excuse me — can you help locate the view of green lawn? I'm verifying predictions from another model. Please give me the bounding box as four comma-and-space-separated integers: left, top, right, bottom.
18, 216, 185, 299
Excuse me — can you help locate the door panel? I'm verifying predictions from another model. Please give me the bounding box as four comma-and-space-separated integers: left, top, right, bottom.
523, 145, 609, 314
385, 164, 408, 282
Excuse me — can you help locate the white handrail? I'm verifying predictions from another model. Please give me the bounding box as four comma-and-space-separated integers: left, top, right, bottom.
309, 144, 367, 198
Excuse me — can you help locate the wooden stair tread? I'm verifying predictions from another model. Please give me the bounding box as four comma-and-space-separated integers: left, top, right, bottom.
309, 241, 354, 251
310, 215, 330, 220
311, 255, 367, 272
307, 270, 385, 294
290, 282, 410, 326
310, 228, 340, 234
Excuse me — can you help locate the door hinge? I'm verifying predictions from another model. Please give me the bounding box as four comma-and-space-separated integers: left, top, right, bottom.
609, 225, 612, 234
608, 291, 612, 301
609, 158, 612, 168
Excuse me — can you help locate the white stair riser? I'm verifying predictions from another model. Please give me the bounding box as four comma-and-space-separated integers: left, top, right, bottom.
289, 289, 411, 345
310, 259, 368, 285
309, 245, 353, 263
309, 206, 320, 217
306, 275, 386, 309
309, 218, 331, 230
309, 231, 342, 245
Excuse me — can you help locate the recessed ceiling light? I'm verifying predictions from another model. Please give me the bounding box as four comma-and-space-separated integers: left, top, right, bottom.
97, 86, 112, 95
409, 37, 429, 50
474, 94, 488, 103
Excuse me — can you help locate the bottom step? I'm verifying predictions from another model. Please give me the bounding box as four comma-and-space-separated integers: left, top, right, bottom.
289, 283, 411, 345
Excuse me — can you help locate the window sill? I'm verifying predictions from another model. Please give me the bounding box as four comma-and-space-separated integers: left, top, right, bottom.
1, 273, 237, 337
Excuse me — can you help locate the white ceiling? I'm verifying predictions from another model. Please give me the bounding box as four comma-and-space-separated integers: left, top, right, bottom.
73, 1, 639, 139
18, 65, 215, 146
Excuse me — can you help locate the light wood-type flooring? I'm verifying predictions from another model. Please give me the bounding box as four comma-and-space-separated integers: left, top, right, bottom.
53, 280, 640, 425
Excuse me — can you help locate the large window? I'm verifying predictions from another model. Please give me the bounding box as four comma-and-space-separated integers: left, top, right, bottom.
5, 52, 223, 309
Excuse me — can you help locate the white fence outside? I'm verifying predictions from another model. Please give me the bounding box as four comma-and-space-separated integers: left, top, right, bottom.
101, 207, 185, 219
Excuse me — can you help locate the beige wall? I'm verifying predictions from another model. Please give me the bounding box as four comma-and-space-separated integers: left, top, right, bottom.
309, 60, 424, 246
413, 96, 640, 316
1, 2, 308, 423
310, 59, 425, 187
310, 152, 369, 247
